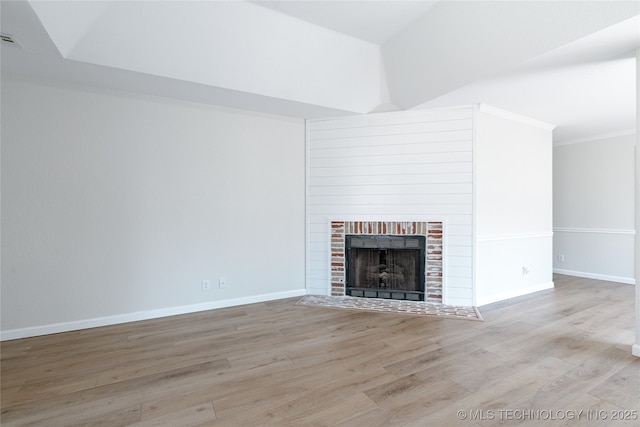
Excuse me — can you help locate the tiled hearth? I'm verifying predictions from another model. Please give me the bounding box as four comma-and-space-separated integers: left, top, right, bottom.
297, 295, 481, 320
331, 221, 443, 303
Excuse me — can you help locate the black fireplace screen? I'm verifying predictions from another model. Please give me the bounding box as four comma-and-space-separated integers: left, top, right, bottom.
345, 235, 426, 301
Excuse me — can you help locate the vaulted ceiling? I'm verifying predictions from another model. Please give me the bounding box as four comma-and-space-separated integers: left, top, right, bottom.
1, 1, 639, 143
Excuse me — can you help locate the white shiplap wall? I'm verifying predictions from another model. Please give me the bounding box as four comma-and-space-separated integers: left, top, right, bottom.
306, 107, 474, 306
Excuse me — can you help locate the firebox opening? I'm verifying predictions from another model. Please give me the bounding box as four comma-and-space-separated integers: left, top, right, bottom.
345, 235, 426, 301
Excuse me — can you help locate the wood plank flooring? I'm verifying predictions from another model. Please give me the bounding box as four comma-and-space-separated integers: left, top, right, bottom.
2, 274, 639, 426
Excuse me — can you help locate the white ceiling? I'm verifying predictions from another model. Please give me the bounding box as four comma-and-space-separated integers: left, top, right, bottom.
1, 0, 638, 143
419, 14, 640, 143
251, 0, 439, 44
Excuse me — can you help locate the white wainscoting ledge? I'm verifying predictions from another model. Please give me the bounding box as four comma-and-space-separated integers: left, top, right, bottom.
476, 232, 553, 242
554, 228, 636, 235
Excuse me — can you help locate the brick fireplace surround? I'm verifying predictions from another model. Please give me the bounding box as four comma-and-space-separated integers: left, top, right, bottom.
331, 221, 443, 303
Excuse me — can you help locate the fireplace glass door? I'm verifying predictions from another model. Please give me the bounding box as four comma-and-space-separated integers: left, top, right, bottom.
345, 235, 425, 301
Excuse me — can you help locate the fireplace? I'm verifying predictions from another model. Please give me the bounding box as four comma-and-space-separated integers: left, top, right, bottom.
331, 221, 443, 303
346, 235, 425, 301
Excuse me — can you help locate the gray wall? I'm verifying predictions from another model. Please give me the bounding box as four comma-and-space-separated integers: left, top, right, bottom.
1, 75, 306, 338
553, 133, 636, 283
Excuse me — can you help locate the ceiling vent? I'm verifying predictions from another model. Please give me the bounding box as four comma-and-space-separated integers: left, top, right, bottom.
1, 33, 20, 47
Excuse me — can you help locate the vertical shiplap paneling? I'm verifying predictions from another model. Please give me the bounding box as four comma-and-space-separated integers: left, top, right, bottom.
306, 108, 474, 306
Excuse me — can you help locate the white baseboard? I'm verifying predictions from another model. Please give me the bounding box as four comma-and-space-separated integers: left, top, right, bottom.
553, 269, 636, 285
0, 289, 307, 341
633, 344, 640, 358
477, 282, 555, 307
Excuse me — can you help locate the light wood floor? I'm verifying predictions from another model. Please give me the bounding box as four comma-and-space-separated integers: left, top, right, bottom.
2, 274, 639, 426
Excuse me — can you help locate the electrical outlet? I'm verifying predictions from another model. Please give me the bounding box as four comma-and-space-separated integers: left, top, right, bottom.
201, 280, 211, 291
558, 254, 565, 263
219, 277, 227, 289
